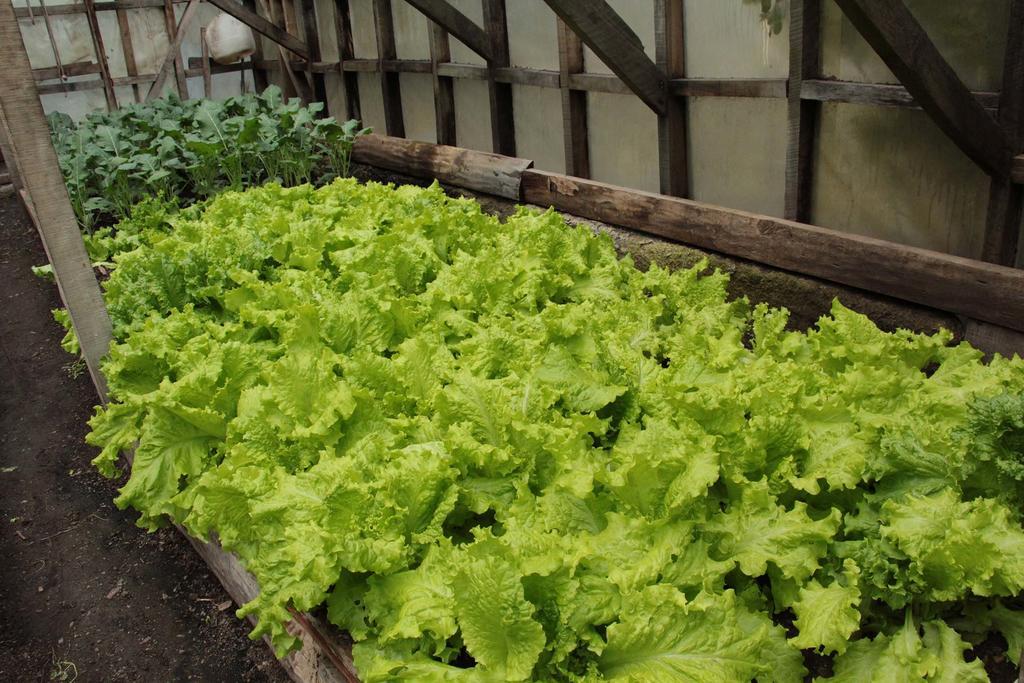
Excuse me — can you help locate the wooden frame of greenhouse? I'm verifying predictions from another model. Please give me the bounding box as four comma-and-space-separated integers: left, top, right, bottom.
2, 0, 1024, 680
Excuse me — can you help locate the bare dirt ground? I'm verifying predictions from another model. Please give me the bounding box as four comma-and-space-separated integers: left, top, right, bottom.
0, 193, 289, 683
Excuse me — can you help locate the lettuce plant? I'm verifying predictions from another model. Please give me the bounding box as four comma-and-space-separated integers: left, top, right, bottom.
81, 180, 1024, 681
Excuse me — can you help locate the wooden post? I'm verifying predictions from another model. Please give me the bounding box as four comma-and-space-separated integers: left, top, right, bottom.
335, 0, 361, 120
115, 7, 143, 103
300, 0, 327, 105
556, 17, 588, 177
981, 0, 1024, 265
161, 0, 189, 98
483, 0, 515, 155
201, 26, 213, 97
147, 0, 201, 101
373, 0, 405, 136
655, 0, 687, 197
0, 0, 113, 399
783, 0, 821, 223
429, 23, 456, 145
82, 0, 119, 109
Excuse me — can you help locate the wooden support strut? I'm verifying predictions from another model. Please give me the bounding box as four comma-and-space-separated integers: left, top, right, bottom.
161, 0, 189, 97
147, 0, 201, 101
483, 0, 515, 156
372, 0, 404, 137
115, 6, 143, 102
556, 16, 589, 178
542, 0, 667, 116
0, 0, 112, 399
654, 0, 687, 197
404, 0, 491, 61
833, 0, 1011, 179
83, 0, 120, 109
981, 0, 1024, 265
334, 0, 361, 121
300, 0, 327, 105
428, 22, 456, 146
783, 0, 820, 223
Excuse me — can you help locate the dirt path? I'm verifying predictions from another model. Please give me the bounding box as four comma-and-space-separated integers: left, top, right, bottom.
0, 194, 289, 683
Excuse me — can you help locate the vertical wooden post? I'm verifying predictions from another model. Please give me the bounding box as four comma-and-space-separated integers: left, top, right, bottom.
335, 0, 361, 121
201, 26, 213, 97
242, 0, 270, 92
783, 0, 821, 223
373, 0, 405, 136
655, 0, 687, 197
556, 18, 588, 177
83, 0, 119, 109
483, 0, 515, 156
0, 0, 113, 400
115, 8, 142, 103
981, 0, 1024, 265
300, 0, 327, 105
161, 0, 189, 98
429, 23, 456, 145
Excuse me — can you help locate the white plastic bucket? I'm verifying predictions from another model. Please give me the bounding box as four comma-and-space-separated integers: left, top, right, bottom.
205, 12, 257, 65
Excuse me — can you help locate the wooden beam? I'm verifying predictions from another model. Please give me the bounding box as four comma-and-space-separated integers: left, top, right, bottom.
147, 0, 201, 101
15, 0, 177, 17
981, 0, 1024, 265
655, 0, 687, 197
0, 0, 112, 398
300, 0, 327, 104
542, 0, 667, 115
206, 0, 309, 59
557, 17, 589, 177
783, 0, 820, 223
833, 0, 1011, 178
334, 0, 361, 120
161, 0, 189, 97
32, 61, 105, 81
672, 77, 787, 99
428, 23, 456, 145
483, 0, 515, 156
200, 26, 212, 97
372, 0, 404, 136
520, 169, 1024, 333
115, 7, 143, 102
82, 0, 119, 109
352, 134, 533, 199
801, 78, 999, 112
404, 0, 491, 61
1014, 155, 1024, 184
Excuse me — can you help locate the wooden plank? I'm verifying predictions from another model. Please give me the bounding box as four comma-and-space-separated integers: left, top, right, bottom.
520, 168, 1024, 333
82, 0, 119, 109
834, 0, 1011, 178
334, 0, 361, 120
258, 0, 310, 100
404, 0, 491, 61
14, 0, 173, 17
200, 26, 212, 97
352, 134, 533, 199
801, 78, 999, 112
436, 62, 487, 80
147, 0, 201, 101
557, 17, 589, 177
161, 0, 189, 97
278, 0, 315, 98
206, 0, 309, 59
115, 7, 142, 102
0, 0, 112, 399
492, 66, 559, 88
655, 0, 687, 197
671, 77, 787, 99
783, 0, 821, 223
566, 71, 631, 95
1014, 155, 1024, 184
981, 0, 1024, 265
300, 0, 327, 104
429, 23, 456, 146
33, 61, 105, 81
542, 0, 667, 115
372, 0, 404, 136
483, 0, 515, 156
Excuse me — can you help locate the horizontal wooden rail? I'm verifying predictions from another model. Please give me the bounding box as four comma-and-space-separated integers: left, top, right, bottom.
520, 169, 1024, 332
13, 0, 185, 17
32, 62, 105, 81
352, 134, 533, 199
802, 79, 1000, 112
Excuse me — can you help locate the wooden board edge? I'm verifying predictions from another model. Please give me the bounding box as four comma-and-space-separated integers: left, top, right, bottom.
518, 168, 1024, 333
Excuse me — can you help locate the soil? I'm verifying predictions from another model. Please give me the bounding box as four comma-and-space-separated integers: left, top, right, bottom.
0, 194, 289, 683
